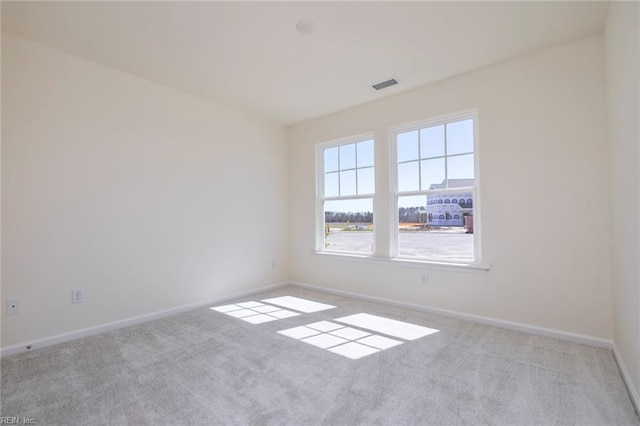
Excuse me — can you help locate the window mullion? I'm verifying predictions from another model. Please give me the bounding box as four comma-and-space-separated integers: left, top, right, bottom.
443, 123, 449, 189
324, 194, 374, 202
355, 143, 359, 195
417, 131, 422, 191
337, 147, 341, 196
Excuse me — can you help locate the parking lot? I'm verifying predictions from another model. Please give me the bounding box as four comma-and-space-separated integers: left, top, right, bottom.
325, 230, 473, 260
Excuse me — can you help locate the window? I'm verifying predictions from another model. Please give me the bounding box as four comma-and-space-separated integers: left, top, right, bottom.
393, 114, 477, 262
314, 111, 481, 269
318, 136, 375, 254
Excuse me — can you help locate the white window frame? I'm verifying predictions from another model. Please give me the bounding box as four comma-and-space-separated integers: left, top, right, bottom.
389, 110, 482, 266
316, 133, 376, 255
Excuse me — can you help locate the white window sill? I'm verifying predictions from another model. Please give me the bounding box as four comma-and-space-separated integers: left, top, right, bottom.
312, 251, 489, 274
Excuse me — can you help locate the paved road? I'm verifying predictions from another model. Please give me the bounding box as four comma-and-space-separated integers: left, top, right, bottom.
326, 231, 473, 260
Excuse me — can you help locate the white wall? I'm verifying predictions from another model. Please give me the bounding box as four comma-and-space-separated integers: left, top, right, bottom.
606, 1, 640, 403
289, 36, 612, 340
1, 34, 289, 348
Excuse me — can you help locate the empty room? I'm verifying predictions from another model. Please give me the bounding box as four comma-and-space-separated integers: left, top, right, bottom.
1, 1, 639, 425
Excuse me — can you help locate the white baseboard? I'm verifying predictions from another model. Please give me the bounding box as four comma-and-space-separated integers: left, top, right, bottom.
2, 280, 614, 357
0, 282, 288, 357
613, 341, 640, 415
289, 281, 613, 349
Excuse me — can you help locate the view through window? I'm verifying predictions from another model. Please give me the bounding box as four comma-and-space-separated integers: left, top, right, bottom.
395, 117, 476, 261
321, 138, 375, 254
316, 113, 478, 265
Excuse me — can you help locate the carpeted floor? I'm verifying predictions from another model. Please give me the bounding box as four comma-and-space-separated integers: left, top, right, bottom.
2, 285, 639, 425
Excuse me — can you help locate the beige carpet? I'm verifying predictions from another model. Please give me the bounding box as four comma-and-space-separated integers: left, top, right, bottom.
2, 286, 638, 425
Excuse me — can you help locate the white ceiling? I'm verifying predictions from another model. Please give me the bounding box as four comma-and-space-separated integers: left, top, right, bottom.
2, 1, 609, 125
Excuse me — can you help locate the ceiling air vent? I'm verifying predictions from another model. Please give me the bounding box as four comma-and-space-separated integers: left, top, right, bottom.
372, 78, 398, 91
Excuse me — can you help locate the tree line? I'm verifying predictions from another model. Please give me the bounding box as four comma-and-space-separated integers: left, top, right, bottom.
325, 211, 373, 223
325, 208, 424, 223
399, 207, 425, 223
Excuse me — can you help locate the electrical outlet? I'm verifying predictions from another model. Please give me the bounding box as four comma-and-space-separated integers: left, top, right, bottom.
7, 299, 20, 315
72, 288, 84, 304
420, 273, 429, 286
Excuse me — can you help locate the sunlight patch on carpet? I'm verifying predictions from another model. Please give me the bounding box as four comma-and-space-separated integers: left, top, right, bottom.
279, 320, 404, 360
260, 296, 336, 313
334, 313, 439, 340
210, 302, 299, 323
278, 314, 438, 360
